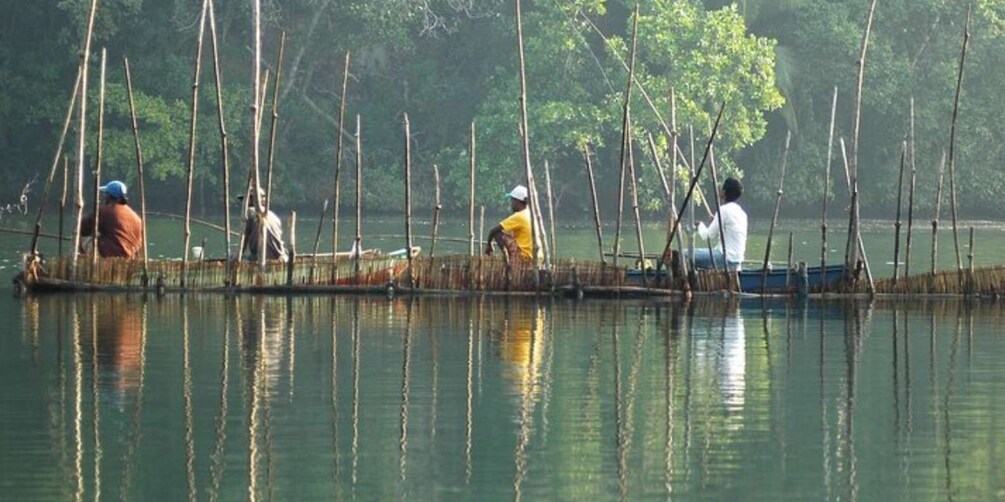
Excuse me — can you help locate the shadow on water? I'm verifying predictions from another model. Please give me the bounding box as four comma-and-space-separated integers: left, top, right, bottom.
7, 294, 1005, 499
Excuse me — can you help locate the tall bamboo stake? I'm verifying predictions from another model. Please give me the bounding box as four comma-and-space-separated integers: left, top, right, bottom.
660, 103, 725, 267
332, 51, 350, 259
182, 0, 209, 286
931, 151, 947, 274
514, 0, 540, 284
70, 0, 100, 277
528, 170, 551, 267
403, 115, 415, 285
59, 158, 69, 258
250, 0, 266, 270
821, 87, 837, 293
30, 67, 81, 256
207, 0, 232, 271
90, 49, 108, 267
667, 90, 689, 289
479, 206, 485, 250
430, 165, 442, 258
309, 199, 328, 280
123, 58, 149, 283
584, 144, 606, 264
892, 141, 907, 284
287, 211, 296, 286
544, 160, 558, 259
762, 130, 791, 291
947, 6, 971, 274
706, 120, 727, 273
468, 121, 477, 257
905, 97, 917, 277
627, 135, 647, 285
265, 32, 286, 213
612, 5, 640, 268
847, 0, 879, 276
840, 138, 875, 293
354, 114, 362, 280
688, 125, 697, 269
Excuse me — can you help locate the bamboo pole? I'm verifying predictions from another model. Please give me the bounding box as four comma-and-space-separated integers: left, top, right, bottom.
528, 170, 551, 268
250, 0, 266, 270
947, 6, 971, 274
265, 32, 286, 214
332, 51, 350, 259
893, 141, 907, 284
123, 58, 149, 284
931, 151, 947, 275
287, 211, 296, 286
660, 103, 725, 269
647, 132, 672, 199
310, 199, 328, 281
627, 133, 647, 285
706, 120, 727, 274
840, 138, 875, 293
786, 232, 794, 288
847, 0, 879, 274
905, 97, 917, 277
183, 0, 209, 286
688, 125, 697, 270
468, 121, 476, 256
403, 114, 415, 286
762, 130, 791, 292
90, 49, 108, 267
544, 160, 558, 260
514, 0, 540, 285
821, 87, 837, 293
30, 67, 81, 256
70, 0, 100, 277
613, 5, 640, 270
479, 206, 485, 251
430, 165, 442, 258
207, 0, 232, 271
667, 90, 689, 290
583, 144, 606, 264
59, 158, 69, 257
967, 226, 974, 291
354, 114, 362, 280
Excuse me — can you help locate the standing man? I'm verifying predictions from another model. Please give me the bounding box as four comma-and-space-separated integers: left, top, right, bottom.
484, 184, 533, 263
241, 188, 289, 262
80, 180, 144, 259
692, 177, 747, 270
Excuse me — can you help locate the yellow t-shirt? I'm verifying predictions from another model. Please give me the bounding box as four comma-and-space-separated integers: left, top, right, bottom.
500, 208, 533, 259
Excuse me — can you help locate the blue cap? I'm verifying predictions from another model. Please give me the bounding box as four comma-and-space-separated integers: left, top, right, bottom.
99, 180, 128, 201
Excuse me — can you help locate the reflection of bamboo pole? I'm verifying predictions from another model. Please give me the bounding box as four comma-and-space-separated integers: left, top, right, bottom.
398, 301, 414, 483
123, 59, 149, 282
329, 299, 342, 499
70, 0, 101, 278
73, 302, 84, 502
583, 144, 606, 264
183, 299, 197, 500
91, 49, 108, 267
183, 1, 209, 285
350, 301, 360, 492
332, 52, 350, 259
90, 302, 103, 500
465, 303, 475, 483
208, 300, 231, 502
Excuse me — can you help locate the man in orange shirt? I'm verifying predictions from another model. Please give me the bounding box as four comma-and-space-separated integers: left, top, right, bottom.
484, 184, 533, 262
80, 180, 144, 259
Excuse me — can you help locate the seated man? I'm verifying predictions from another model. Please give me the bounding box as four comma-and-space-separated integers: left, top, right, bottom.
80, 180, 144, 259
484, 184, 533, 263
241, 188, 289, 263
690, 177, 747, 271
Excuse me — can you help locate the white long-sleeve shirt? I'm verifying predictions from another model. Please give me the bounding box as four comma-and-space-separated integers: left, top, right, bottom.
697, 201, 747, 264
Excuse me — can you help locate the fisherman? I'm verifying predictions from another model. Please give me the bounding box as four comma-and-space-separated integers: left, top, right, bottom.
241, 188, 289, 263
484, 184, 533, 262
690, 177, 747, 271
80, 180, 144, 259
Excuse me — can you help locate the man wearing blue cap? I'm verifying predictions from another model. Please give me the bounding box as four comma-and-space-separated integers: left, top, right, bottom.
80, 180, 144, 258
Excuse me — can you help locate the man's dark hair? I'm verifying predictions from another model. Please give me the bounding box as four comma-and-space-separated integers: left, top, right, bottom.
722, 177, 742, 203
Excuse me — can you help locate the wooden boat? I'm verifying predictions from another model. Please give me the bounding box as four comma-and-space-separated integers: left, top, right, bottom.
626, 263, 847, 294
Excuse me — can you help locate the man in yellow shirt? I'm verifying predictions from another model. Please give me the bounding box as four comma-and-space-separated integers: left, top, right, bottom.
484, 184, 533, 262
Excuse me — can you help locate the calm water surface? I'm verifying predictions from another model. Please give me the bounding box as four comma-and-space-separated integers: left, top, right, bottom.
3, 293, 1005, 500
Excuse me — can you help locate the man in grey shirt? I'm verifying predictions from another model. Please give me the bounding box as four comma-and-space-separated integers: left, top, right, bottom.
241, 189, 289, 263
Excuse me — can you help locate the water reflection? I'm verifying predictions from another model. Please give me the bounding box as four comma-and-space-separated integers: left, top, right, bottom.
7, 295, 1005, 499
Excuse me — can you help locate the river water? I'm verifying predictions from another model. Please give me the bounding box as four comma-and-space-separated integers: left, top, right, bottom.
2, 218, 1005, 499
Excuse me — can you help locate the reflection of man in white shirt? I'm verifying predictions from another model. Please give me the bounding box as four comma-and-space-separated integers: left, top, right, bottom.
691, 177, 747, 271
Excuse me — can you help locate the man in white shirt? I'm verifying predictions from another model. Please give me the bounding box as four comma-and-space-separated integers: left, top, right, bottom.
691, 177, 747, 271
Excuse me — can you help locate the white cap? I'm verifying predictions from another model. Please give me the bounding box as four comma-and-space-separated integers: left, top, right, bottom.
506, 184, 529, 202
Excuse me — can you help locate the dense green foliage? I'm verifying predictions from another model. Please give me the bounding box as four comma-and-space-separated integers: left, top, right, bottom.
1, 0, 1003, 219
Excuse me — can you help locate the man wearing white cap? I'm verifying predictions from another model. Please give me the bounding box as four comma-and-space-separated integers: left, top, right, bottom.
484, 184, 533, 262
80, 180, 144, 258
241, 188, 289, 262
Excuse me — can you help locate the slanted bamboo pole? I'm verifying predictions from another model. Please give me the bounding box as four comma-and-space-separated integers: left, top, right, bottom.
847, 0, 879, 274
265, 32, 286, 214
840, 138, 875, 293
647, 132, 672, 199
762, 131, 791, 292
660, 103, 725, 269
310, 199, 328, 280
207, 0, 231, 270
613, 4, 640, 269
893, 141, 907, 284
544, 160, 558, 260
354, 114, 362, 280
59, 158, 69, 258
332, 51, 350, 259
70, 0, 100, 277
183, 0, 209, 286
584, 144, 605, 264
123, 58, 149, 283
514, 0, 540, 285
90, 49, 108, 267
468, 122, 477, 256
430, 164, 442, 258
821, 87, 837, 293
403, 114, 415, 286
931, 151, 947, 275
947, 6, 971, 274
706, 120, 727, 274
905, 97, 917, 277
30, 67, 81, 257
